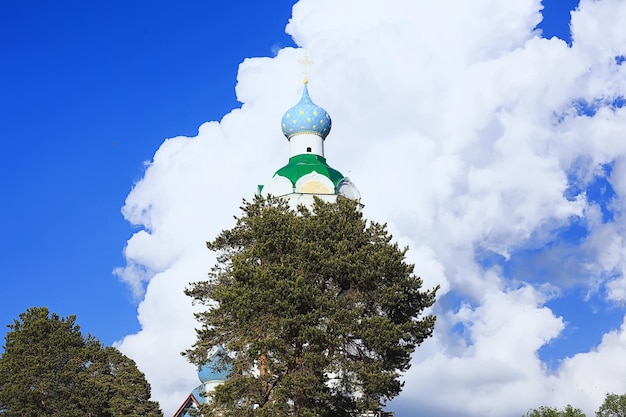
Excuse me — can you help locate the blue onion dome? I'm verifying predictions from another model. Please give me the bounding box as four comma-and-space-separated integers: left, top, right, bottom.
191, 385, 207, 404
281, 81, 332, 140
198, 347, 231, 383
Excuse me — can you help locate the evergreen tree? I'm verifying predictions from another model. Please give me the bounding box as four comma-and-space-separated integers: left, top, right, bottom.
184, 196, 438, 416
524, 405, 586, 417
102, 346, 162, 416
0, 307, 162, 417
597, 393, 626, 417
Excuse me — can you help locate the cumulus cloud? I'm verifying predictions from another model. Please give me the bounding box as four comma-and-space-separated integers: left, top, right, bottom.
114, 0, 626, 415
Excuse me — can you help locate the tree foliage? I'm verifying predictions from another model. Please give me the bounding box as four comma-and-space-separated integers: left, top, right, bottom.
597, 393, 626, 417
524, 405, 586, 417
0, 307, 162, 417
184, 196, 438, 416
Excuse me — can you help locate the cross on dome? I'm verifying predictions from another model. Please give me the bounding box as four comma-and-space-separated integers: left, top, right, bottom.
298, 52, 314, 84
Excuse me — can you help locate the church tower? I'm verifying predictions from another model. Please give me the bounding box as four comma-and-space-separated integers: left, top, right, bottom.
258, 79, 360, 206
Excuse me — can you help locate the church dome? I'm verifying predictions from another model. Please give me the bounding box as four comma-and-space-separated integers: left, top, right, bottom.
198, 348, 231, 383
281, 81, 332, 140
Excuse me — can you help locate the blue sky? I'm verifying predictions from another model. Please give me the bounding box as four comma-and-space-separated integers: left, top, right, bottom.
0, 0, 579, 347
1, 0, 295, 345
6, 1, 626, 416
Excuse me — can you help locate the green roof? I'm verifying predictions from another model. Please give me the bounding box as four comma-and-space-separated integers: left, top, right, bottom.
274, 154, 345, 188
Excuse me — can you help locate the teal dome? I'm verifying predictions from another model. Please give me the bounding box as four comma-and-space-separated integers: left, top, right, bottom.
198, 348, 231, 382
281, 82, 331, 139
191, 385, 207, 404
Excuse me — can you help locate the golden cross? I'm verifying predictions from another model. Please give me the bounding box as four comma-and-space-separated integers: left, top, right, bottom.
298, 52, 314, 83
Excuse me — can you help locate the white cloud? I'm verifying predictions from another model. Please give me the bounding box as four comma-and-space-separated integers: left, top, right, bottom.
396, 284, 564, 417
115, 0, 626, 415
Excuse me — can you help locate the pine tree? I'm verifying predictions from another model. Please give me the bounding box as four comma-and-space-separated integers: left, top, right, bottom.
597, 393, 626, 417
524, 405, 586, 417
184, 196, 438, 416
102, 346, 162, 417
0, 307, 162, 417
